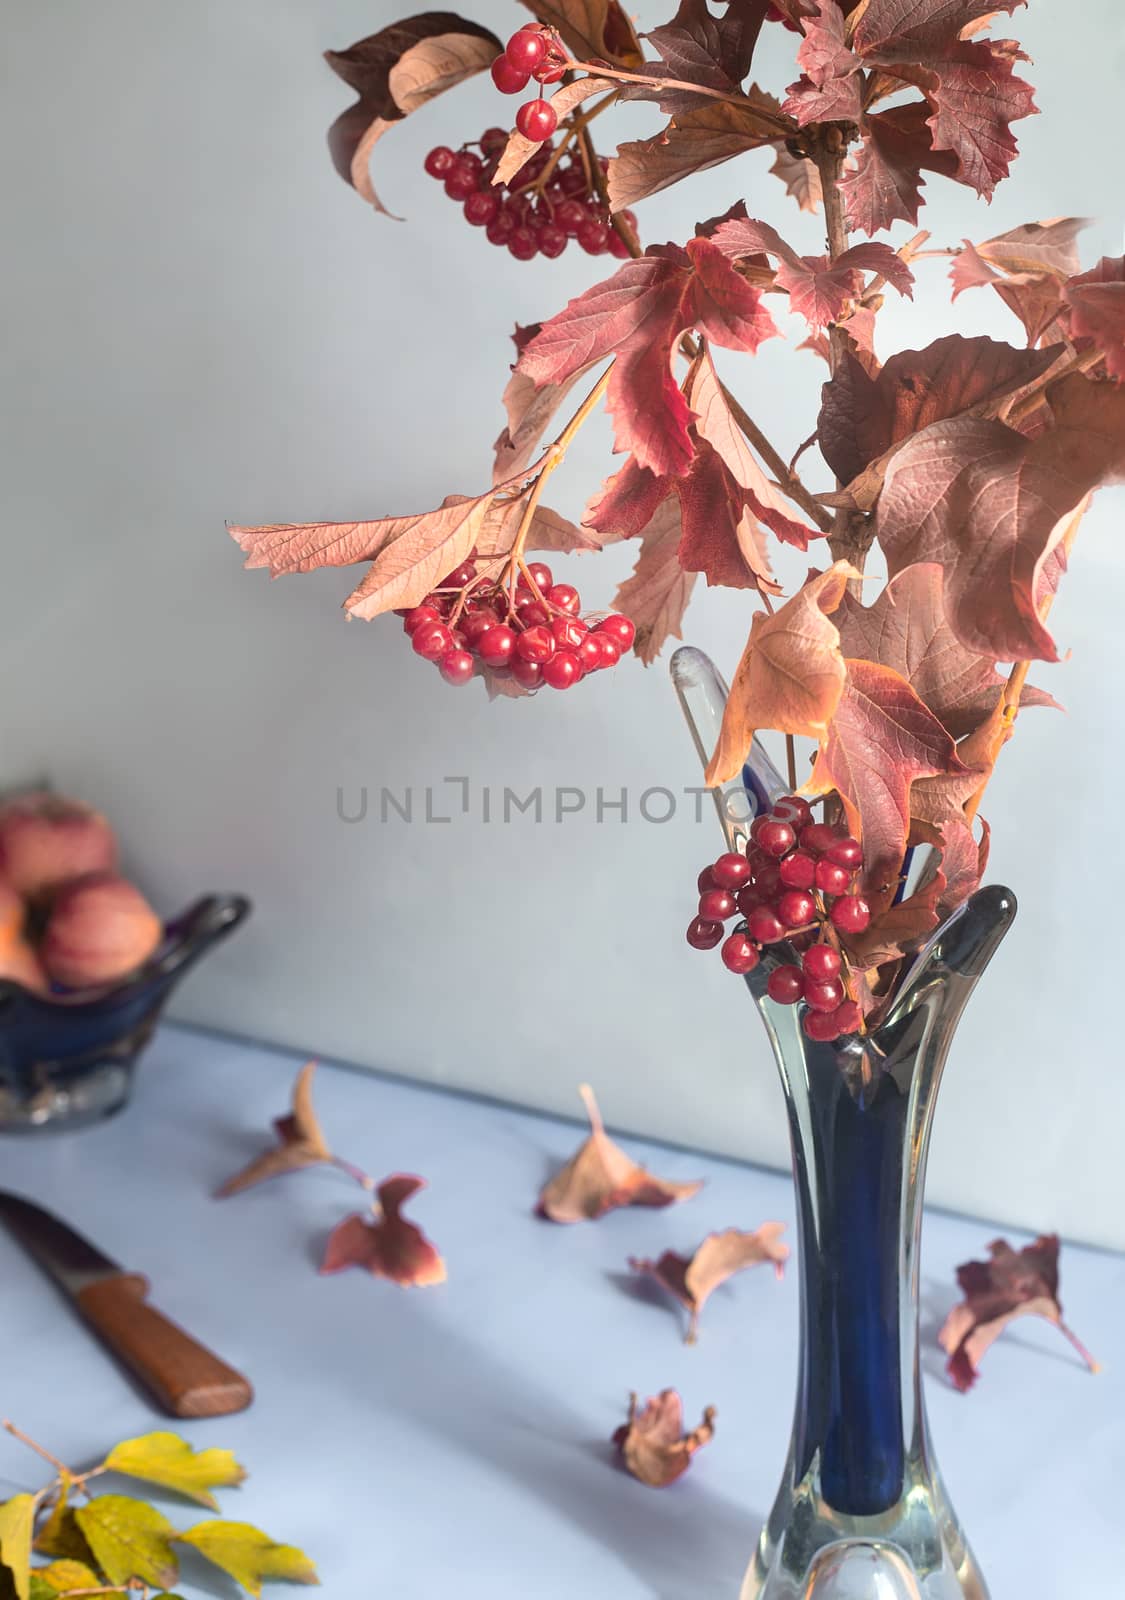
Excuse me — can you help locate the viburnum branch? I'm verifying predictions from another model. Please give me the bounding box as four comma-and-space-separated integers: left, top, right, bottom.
520, 92, 617, 196
509, 363, 614, 572
330, 1154, 377, 1191
559, 57, 794, 129
721, 384, 834, 533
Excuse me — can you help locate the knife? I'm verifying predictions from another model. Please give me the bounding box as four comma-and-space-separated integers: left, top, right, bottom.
0, 1190, 253, 1419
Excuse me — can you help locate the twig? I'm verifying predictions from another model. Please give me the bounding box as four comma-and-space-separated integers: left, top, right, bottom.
3, 1419, 68, 1478
560, 57, 793, 131
510, 366, 613, 565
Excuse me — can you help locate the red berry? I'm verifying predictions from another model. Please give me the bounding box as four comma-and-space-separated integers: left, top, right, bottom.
699, 888, 737, 923
750, 858, 782, 896
608, 230, 632, 258
802, 943, 842, 982
778, 890, 816, 929
697, 866, 717, 894
510, 656, 543, 690
453, 152, 484, 181
533, 56, 566, 85
508, 226, 539, 261
778, 851, 816, 890
597, 633, 622, 668
826, 836, 863, 870
438, 648, 475, 685
478, 625, 516, 667
747, 906, 786, 945
516, 99, 558, 141
516, 625, 555, 664
833, 1000, 863, 1035
559, 164, 588, 195
830, 895, 871, 934
756, 819, 797, 858
543, 650, 582, 689
403, 604, 440, 636
526, 561, 553, 590
804, 975, 845, 1014
772, 795, 814, 830
721, 932, 760, 975
537, 223, 567, 258
486, 210, 516, 246
424, 146, 456, 178
464, 190, 500, 227
556, 199, 588, 236
767, 965, 804, 1005
550, 615, 586, 651
444, 169, 478, 201
736, 885, 764, 917
460, 613, 494, 648
480, 127, 509, 157
547, 583, 580, 615
687, 917, 724, 951
505, 27, 548, 73
803, 1011, 841, 1042
577, 218, 610, 254
439, 559, 477, 588
815, 859, 852, 896
577, 633, 603, 673
800, 822, 839, 855
491, 55, 530, 94
596, 613, 636, 650
518, 600, 550, 627
712, 852, 751, 891
412, 622, 453, 661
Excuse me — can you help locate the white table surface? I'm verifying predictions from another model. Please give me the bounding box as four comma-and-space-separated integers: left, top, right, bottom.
2, 1024, 1122, 1598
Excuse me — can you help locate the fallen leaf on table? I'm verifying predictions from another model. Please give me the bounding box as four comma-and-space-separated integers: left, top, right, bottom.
629, 1223, 789, 1342
104, 1433, 246, 1510
612, 1391, 716, 1487
73, 1496, 179, 1591
321, 1175, 446, 1286
216, 1061, 331, 1196
0, 1494, 35, 1600
174, 1520, 318, 1598
938, 1234, 1099, 1392
537, 1085, 702, 1223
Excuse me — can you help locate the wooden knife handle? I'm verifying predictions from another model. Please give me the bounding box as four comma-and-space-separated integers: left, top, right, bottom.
76, 1273, 254, 1419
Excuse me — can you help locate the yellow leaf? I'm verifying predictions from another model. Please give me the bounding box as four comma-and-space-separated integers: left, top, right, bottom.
104, 1433, 246, 1510
28, 1559, 101, 1595
175, 1520, 318, 1597
0, 1495, 35, 1600
73, 1496, 178, 1590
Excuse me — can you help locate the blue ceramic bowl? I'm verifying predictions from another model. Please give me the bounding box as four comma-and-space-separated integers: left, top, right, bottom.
0, 894, 250, 1132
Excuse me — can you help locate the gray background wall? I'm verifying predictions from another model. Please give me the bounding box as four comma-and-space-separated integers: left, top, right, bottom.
3, 1, 1123, 1247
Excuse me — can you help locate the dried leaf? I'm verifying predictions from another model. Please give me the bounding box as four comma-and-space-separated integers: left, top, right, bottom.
321, 1175, 447, 1286
611, 494, 697, 663
324, 16, 501, 214
842, 869, 946, 967
537, 1085, 702, 1223
216, 1061, 330, 1197
0, 1496, 34, 1600
768, 142, 822, 213
517, 241, 778, 477
623, 0, 770, 116
583, 457, 670, 541
840, 102, 958, 235
494, 327, 588, 481
705, 564, 853, 786
715, 216, 912, 328
607, 96, 783, 210
677, 445, 780, 592
104, 1434, 247, 1511
630, 1223, 788, 1341
519, 0, 642, 64
1066, 256, 1125, 383
783, 0, 864, 125
73, 1497, 178, 1591
938, 1235, 1098, 1392
174, 1521, 318, 1598
612, 1391, 716, 1487
968, 216, 1089, 280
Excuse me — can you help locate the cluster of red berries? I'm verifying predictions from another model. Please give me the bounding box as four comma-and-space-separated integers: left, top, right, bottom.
423, 131, 633, 261
400, 555, 635, 694
686, 796, 872, 1042
490, 24, 567, 141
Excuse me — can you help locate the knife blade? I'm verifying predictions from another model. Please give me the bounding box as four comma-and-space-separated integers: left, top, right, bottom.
0, 1190, 253, 1419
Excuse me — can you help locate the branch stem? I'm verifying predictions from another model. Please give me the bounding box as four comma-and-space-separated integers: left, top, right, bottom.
561, 58, 793, 129
510, 365, 613, 568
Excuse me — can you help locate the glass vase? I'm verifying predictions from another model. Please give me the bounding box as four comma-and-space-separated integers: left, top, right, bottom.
740, 883, 1015, 1599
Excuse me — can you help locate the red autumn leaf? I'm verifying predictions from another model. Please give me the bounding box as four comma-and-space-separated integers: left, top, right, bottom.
1065, 256, 1125, 383
950, 220, 1089, 345
537, 1085, 702, 1223
768, 141, 823, 212
612, 1391, 716, 1487
517, 241, 777, 477
677, 443, 780, 592
817, 334, 1062, 489
714, 217, 913, 329
518, 0, 642, 64
938, 1235, 1099, 1392
874, 374, 1125, 662
619, 0, 771, 117
324, 15, 501, 215
583, 458, 670, 541
836, 564, 1056, 741
611, 493, 698, 663
215, 1062, 330, 1197
809, 658, 967, 898
606, 93, 785, 210
321, 1174, 447, 1286
783, 0, 864, 126
840, 102, 959, 235
629, 1222, 788, 1342
706, 563, 853, 786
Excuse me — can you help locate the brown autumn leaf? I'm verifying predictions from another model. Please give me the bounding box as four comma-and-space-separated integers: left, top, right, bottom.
324, 15, 501, 215
769, 142, 822, 212
519, 0, 642, 64
841, 869, 947, 969
874, 374, 1125, 662
612, 1391, 716, 1487
611, 493, 698, 664
321, 1174, 447, 1286
494, 323, 589, 481
705, 563, 853, 787
1065, 255, 1125, 383
216, 1062, 330, 1197
537, 1085, 702, 1223
809, 659, 967, 899
629, 1223, 788, 1342
938, 1235, 1098, 1393
606, 95, 784, 210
